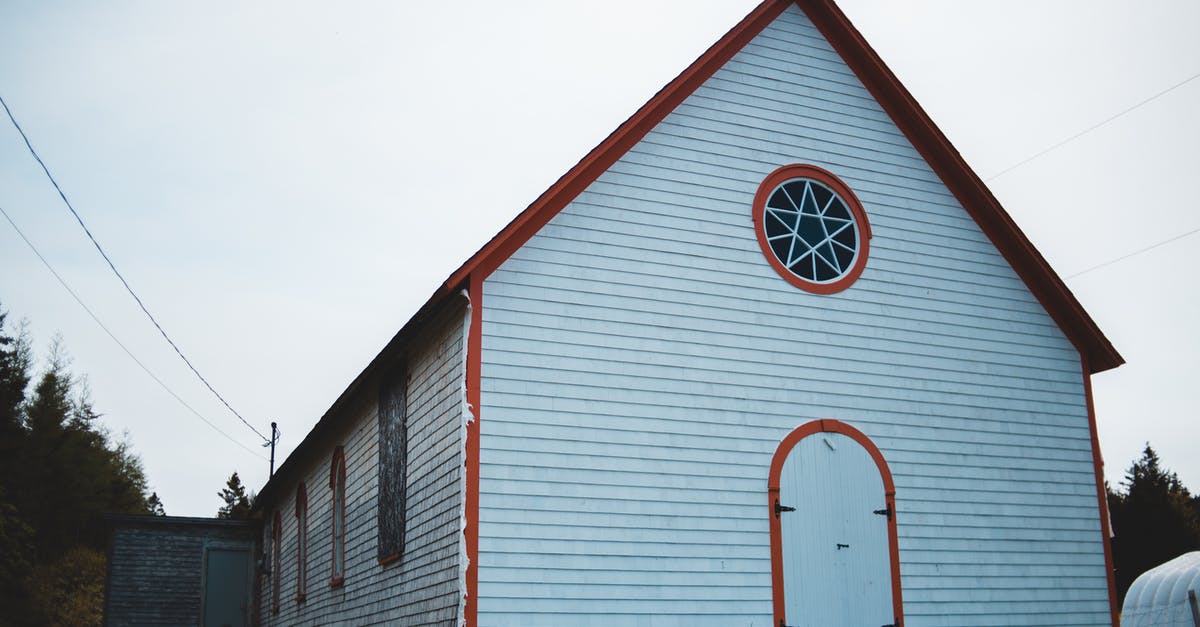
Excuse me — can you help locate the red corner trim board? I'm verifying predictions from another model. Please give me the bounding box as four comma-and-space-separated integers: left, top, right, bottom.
464, 274, 483, 626
441, 1, 1124, 624
1082, 357, 1121, 626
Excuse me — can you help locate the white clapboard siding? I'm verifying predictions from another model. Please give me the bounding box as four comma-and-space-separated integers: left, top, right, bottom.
261, 302, 465, 626
478, 5, 1107, 626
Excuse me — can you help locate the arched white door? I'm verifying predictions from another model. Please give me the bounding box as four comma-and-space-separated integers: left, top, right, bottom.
769, 420, 901, 627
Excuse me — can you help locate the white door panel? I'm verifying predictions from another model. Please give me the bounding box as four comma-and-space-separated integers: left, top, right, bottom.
779, 432, 892, 626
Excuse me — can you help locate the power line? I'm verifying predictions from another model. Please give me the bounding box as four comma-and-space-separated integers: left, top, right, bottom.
0, 93, 269, 444
1067, 224, 1200, 280
986, 70, 1200, 182
0, 203, 268, 460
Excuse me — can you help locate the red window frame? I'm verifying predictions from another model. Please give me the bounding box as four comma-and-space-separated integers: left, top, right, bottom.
751, 164, 872, 294
329, 446, 347, 587
295, 482, 308, 602
767, 419, 903, 627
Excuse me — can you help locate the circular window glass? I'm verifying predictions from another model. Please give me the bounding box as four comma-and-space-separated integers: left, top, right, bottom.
752, 164, 870, 294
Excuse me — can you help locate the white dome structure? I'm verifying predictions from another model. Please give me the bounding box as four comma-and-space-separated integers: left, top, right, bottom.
1121, 551, 1200, 627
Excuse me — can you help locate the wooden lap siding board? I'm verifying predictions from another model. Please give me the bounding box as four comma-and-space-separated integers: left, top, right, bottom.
259, 302, 465, 626
476, 4, 1110, 626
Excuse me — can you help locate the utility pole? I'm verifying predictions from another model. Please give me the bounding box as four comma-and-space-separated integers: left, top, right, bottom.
269, 421, 278, 477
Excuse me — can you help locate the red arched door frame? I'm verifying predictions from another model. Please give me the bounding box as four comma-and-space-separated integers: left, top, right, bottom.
768, 419, 904, 627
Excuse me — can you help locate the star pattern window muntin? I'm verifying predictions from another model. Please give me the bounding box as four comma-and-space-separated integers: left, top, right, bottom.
764, 179, 858, 283
752, 164, 870, 294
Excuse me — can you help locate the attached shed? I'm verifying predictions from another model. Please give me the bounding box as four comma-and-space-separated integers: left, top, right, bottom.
251, 1, 1124, 625
104, 515, 258, 627
1122, 552, 1200, 627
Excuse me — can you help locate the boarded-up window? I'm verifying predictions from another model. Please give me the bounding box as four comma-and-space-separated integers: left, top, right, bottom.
377, 364, 408, 563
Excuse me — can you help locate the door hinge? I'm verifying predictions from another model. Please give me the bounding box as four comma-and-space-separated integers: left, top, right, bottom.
774, 499, 796, 518
873, 504, 892, 521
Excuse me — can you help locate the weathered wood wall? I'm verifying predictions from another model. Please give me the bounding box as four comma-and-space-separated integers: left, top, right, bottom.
258, 300, 465, 625
104, 515, 257, 626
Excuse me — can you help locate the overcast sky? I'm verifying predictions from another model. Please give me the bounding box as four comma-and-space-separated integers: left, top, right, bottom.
1, 1, 1196, 517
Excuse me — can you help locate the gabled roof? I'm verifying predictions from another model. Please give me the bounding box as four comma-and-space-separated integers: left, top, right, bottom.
257, 0, 1121, 508
436, 0, 1121, 373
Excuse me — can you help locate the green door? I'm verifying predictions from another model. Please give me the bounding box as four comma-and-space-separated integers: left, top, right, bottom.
203, 548, 249, 627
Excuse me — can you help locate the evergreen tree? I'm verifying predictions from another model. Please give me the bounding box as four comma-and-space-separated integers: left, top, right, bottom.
217, 471, 253, 519
147, 492, 166, 516
1108, 444, 1200, 604
0, 485, 34, 627
0, 305, 31, 456
0, 305, 163, 625
0, 307, 33, 627
21, 339, 91, 556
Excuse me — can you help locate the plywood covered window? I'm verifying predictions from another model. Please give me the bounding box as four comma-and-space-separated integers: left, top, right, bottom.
295, 482, 308, 602
330, 446, 346, 587
377, 364, 408, 564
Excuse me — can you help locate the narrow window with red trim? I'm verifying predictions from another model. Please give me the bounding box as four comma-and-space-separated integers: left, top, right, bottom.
330, 446, 346, 587
295, 482, 308, 602
271, 511, 281, 615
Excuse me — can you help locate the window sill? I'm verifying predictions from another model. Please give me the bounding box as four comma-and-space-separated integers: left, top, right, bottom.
296, 592, 307, 603
378, 552, 402, 567
330, 575, 345, 588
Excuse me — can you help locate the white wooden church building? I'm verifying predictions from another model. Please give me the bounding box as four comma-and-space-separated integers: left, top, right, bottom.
251, 0, 1124, 625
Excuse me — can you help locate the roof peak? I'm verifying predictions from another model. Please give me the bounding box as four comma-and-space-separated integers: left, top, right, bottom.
440, 0, 1120, 372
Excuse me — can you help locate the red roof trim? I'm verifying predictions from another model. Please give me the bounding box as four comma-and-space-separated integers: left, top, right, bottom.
799, 0, 1121, 372
443, 0, 793, 290
438, 0, 1120, 373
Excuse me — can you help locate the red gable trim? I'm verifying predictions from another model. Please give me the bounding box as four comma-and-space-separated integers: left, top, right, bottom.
798, 0, 1122, 373
440, 0, 1121, 373
443, 0, 792, 288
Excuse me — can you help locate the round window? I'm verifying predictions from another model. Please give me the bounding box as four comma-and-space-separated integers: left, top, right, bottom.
752, 164, 870, 294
